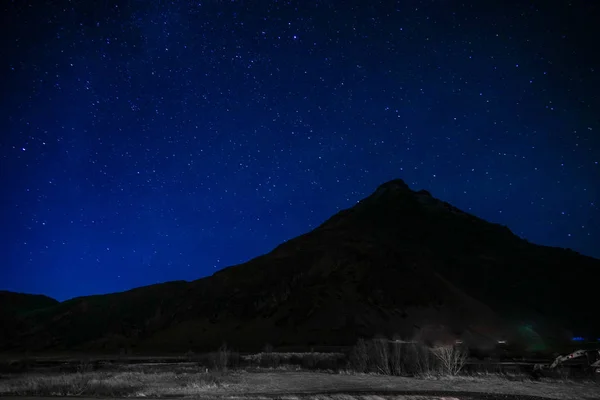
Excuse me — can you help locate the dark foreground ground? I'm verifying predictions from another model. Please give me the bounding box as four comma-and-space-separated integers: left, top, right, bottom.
1, 370, 599, 400
0, 393, 586, 400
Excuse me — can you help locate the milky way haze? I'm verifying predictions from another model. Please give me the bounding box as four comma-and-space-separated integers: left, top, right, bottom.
1, 0, 599, 301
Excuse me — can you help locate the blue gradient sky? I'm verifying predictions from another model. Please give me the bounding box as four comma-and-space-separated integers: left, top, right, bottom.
1, 0, 599, 301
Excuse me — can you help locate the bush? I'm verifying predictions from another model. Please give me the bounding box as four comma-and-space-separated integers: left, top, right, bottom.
348, 336, 468, 377
370, 337, 391, 375
209, 343, 239, 371
349, 338, 369, 373
301, 351, 318, 369
260, 344, 281, 368
406, 341, 437, 376
185, 350, 196, 362
289, 354, 303, 366
317, 356, 344, 370
389, 339, 403, 375
430, 344, 468, 376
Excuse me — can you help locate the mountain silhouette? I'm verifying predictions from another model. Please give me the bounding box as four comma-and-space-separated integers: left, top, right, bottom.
1, 179, 597, 354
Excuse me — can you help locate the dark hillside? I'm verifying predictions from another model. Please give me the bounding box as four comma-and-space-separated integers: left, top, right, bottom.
1, 179, 597, 354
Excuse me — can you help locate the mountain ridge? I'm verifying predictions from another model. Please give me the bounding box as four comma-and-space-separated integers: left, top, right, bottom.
1, 179, 597, 354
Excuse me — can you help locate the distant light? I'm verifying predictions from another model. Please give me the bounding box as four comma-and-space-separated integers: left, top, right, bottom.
572, 336, 584, 341
497, 340, 507, 344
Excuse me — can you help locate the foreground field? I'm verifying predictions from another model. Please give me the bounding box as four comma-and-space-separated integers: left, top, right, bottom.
0, 395, 577, 400
1, 369, 599, 400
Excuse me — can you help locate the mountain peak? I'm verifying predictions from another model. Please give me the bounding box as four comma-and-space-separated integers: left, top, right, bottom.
376, 178, 411, 192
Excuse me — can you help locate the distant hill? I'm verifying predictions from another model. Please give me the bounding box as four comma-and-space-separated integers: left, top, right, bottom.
0, 291, 59, 348
0, 291, 58, 315
1, 179, 597, 354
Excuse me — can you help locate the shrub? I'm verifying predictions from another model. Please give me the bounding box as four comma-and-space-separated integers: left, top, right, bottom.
406, 341, 437, 376
349, 338, 369, 372
429, 344, 468, 376
389, 339, 403, 375
185, 350, 196, 362
289, 354, 303, 366
209, 343, 238, 371
301, 351, 318, 369
370, 337, 391, 375
348, 336, 468, 377
260, 344, 281, 368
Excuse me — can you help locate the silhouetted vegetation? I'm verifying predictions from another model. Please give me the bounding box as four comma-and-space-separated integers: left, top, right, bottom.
2, 339, 599, 399
348, 337, 467, 376
208, 343, 239, 371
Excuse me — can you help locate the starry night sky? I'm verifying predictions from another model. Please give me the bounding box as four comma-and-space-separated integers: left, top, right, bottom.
1, 0, 599, 301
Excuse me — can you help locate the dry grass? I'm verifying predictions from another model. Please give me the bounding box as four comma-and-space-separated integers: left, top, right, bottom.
228, 371, 600, 400
243, 351, 345, 370
0, 370, 235, 397
1, 349, 598, 400
0, 369, 598, 399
